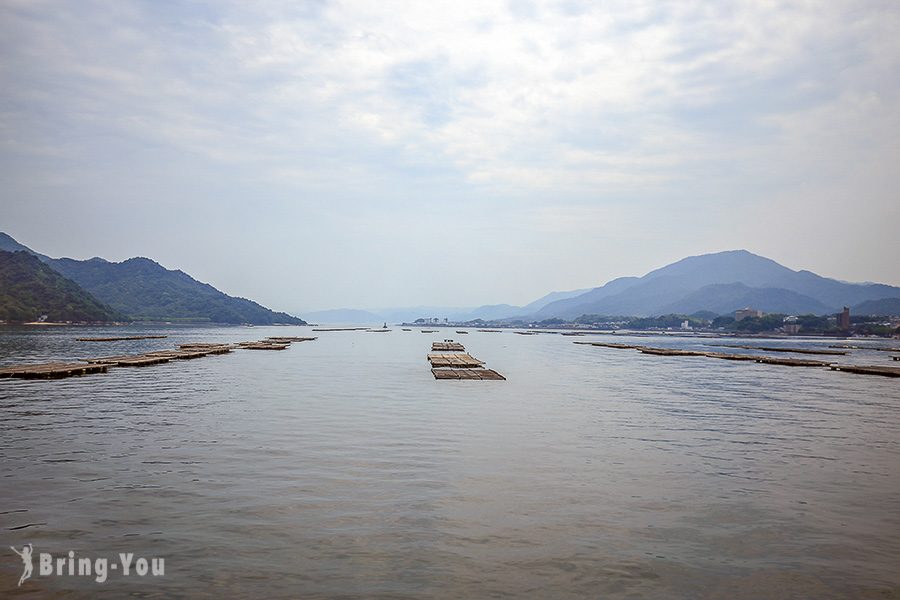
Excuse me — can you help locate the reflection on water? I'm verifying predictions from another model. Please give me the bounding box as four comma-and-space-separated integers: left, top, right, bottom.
1, 326, 899, 598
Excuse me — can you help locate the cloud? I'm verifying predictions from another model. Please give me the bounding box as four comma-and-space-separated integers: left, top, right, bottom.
1, 0, 898, 306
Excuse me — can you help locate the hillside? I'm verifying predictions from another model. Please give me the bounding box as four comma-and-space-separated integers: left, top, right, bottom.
48, 256, 305, 325
1, 232, 306, 325
658, 283, 832, 315
851, 297, 900, 316
535, 250, 900, 319
0, 250, 122, 322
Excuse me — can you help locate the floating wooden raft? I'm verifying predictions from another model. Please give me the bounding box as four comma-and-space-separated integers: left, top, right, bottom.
238, 342, 287, 350
312, 327, 369, 332
754, 356, 828, 367
514, 331, 537, 335
639, 347, 708, 357
179, 343, 233, 350
573, 341, 645, 350
366, 329, 391, 333
477, 329, 502, 333
704, 352, 765, 361
0, 362, 112, 379
432, 368, 506, 380
402, 328, 412, 331
421, 330, 437, 333
711, 344, 847, 356
77, 335, 168, 342
265, 337, 317, 343
455, 330, 469, 334
427, 353, 485, 368
829, 344, 900, 352
560, 332, 584, 336
432, 342, 465, 352
830, 364, 900, 377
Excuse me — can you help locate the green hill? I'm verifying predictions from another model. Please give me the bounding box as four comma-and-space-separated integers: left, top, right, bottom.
48, 256, 305, 325
0, 250, 122, 322
1, 232, 306, 325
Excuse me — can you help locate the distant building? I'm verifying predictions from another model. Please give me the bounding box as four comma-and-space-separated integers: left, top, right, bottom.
680, 320, 691, 330
735, 307, 763, 321
783, 315, 800, 335
837, 306, 850, 330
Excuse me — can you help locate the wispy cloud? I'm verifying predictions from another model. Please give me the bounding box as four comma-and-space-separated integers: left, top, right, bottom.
1, 1, 898, 307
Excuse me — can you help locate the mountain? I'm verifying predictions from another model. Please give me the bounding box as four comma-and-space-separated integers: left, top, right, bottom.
533, 276, 641, 318
0, 250, 122, 322
48, 256, 305, 324
851, 297, 900, 316
0, 232, 51, 261
522, 288, 592, 312
658, 283, 832, 315
534, 250, 900, 319
1, 232, 305, 325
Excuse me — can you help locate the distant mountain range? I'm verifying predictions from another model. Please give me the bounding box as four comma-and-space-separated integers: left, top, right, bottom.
306, 249, 900, 323
0, 250, 123, 322
0, 232, 305, 325
532, 250, 900, 319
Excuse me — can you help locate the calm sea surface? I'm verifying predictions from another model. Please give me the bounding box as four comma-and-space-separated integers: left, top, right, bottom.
1, 326, 898, 598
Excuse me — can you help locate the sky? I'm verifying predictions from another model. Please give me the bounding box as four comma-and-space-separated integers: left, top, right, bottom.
1, 0, 899, 314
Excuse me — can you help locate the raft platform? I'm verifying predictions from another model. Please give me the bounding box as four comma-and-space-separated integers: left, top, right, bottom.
432, 368, 506, 380
77, 335, 168, 342
711, 344, 847, 356
0, 362, 112, 379
432, 342, 465, 352
1, 337, 314, 381
829, 364, 900, 377
427, 353, 485, 368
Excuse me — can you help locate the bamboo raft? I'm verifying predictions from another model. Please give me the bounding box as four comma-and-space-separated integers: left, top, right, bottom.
639, 347, 708, 357
829, 344, 900, 352
0, 362, 112, 379
704, 352, 764, 362
573, 341, 645, 350
432, 342, 465, 352
754, 356, 828, 367
1, 337, 314, 380
238, 342, 288, 350
710, 344, 847, 356
77, 335, 168, 342
576, 341, 899, 378
829, 364, 900, 377
427, 353, 485, 368
432, 368, 506, 380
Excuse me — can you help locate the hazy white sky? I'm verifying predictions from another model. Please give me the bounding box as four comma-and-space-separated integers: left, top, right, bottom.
2, 0, 898, 313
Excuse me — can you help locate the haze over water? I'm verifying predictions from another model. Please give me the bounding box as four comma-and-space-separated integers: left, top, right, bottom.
1, 325, 899, 598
